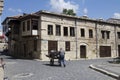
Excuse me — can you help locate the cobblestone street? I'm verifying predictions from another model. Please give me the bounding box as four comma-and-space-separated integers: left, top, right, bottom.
2, 55, 116, 80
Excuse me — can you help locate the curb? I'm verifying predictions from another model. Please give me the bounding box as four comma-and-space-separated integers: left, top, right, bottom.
89, 64, 120, 79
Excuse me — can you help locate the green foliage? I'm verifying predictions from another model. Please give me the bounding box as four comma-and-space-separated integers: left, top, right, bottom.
62, 9, 76, 16
63, 9, 67, 14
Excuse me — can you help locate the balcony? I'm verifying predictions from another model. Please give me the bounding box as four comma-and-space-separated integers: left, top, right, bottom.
22, 19, 38, 37
22, 29, 38, 37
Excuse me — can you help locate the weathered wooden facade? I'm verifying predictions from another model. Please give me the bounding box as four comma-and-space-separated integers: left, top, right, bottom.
2, 10, 120, 60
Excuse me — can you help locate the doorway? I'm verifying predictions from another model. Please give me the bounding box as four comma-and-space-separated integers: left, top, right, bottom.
80, 45, 86, 58
118, 45, 120, 57
100, 46, 111, 57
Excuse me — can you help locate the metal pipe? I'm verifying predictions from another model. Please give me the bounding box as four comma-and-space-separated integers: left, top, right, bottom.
114, 26, 117, 57
95, 22, 98, 58
75, 19, 78, 59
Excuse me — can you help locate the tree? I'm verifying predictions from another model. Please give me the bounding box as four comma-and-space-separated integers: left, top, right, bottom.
63, 9, 67, 14
62, 9, 76, 16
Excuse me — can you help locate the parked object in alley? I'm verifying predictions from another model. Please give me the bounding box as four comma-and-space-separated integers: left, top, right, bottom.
46, 50, 60, 66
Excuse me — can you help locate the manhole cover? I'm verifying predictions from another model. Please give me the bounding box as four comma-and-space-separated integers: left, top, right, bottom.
14, 73, 34, 78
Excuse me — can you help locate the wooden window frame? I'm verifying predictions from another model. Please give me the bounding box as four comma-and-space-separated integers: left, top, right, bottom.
117, 32, 120, 39
89, 29, 93, 38
27, 20, 30, 31
101, 31, 105, 39
70, 27, 75, 37
56, 25, 61, 36
106, 31, 110, 39
63, 27, 68, 36
22, 22, 25, 32
32, 20, 38, 30
48, 25, 53, 35
81, 28, 85, 37
65, 41, 70, 51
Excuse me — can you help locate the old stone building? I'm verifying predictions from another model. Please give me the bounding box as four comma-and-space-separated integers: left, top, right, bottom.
2, 10, 120, 60
0, 0, 4, 15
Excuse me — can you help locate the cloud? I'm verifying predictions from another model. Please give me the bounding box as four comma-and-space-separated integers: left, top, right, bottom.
50, 0, 79, 13
8, 8, 16, 12
113, 13, 120, 19
8, 8, 23, 13
17, 9, 22, 13
83, 8, 88, 15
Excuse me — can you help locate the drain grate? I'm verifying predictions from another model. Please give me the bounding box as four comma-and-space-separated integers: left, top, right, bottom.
14, 73, 34, 78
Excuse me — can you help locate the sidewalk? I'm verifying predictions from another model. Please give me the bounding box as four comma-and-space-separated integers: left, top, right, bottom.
0, 67, 4, 80
89, 63, 120, 80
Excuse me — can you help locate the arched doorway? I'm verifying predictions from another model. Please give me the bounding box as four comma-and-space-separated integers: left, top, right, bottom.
80, 45, 86, 58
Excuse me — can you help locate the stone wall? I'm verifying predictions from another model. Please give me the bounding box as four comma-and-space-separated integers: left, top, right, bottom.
39, 14, 120, 60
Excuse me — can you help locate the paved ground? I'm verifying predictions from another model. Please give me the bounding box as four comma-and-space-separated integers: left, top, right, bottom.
90, 60, 120, 80
0, 52, 115, 80
0, 55, 116, 80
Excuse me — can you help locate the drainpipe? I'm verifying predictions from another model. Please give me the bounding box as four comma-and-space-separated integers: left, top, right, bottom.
75, 19, 78, 59
114, 25, 117, 57
95, 22, 98, 58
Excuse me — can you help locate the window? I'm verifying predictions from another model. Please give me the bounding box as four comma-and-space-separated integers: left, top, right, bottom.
65, 41, 70, 51
101, 31, 105, 39
32, 20, 38, 30
27, 20, 30, 31
101, 30, 110, 39
13, 25, 19, 34
56, 25, 61, 36
106, 31, 110, 39
63, 27, 68, 36
89, 29, 93, 38
48, 25, 53, 35
70, 27, 75, 37
81, 29, 85, 37
22, 22, 25, 32
48, 41, 58, 53
118, 32, 120, 39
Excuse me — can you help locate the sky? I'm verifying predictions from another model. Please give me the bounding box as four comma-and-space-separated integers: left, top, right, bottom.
1, 0, 120, 29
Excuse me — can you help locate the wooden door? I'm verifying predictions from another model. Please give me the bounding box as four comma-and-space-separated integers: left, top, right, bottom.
100, 46, 111, 57
80, 45, 86, 58
23, 44, 27, 57
118, 45, 120, 57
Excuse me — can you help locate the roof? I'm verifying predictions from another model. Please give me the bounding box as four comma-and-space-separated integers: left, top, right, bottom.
18, 13, 39, 20
107, 18, 120, 24
36, 10, 120, 26
2, 10, 120, 26
2, 15, 22, 24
